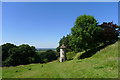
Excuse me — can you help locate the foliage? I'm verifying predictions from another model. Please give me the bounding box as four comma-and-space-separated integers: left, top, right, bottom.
57, 15, 102, 53
2, 43, 37, 66
56, 34, 72, 52
2, 43, 58, 66
99, 27, 118, 45
71, 15, 101, 52
39, 50, 57, 63
2, 43, 17, 61
57, 15, 119, 54
66, 51, 76, 60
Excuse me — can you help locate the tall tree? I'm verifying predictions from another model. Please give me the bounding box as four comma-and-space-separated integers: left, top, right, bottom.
58, 15, 102, 52
71, 15, 101, 52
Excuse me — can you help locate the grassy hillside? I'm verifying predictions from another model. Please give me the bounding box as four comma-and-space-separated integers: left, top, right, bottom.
0, 67, 2, 79
2, 41, 119, 78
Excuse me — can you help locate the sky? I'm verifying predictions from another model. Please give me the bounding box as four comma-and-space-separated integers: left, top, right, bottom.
118, 1, 120, 25
1, 0, 119, 2
2, 2, 118, 48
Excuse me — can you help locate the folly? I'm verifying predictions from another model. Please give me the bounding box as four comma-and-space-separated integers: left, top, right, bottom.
60, 44, 66, 62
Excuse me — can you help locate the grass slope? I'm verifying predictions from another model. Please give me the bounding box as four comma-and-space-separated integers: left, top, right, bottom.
2, 41, 119, 78
0, 67, 2, 79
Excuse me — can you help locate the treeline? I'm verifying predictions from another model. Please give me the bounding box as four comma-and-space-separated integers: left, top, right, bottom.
1, 43, 58, 67
56, 15, 119, 59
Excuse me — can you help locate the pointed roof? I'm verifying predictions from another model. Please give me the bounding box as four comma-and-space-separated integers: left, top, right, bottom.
60, 44, 66, 49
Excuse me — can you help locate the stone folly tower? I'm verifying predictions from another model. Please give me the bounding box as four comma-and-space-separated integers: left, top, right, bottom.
60, 44, 66, 62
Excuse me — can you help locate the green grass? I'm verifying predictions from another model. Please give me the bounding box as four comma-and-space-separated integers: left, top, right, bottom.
0, 67, 2, 79
2, 41, 119, 78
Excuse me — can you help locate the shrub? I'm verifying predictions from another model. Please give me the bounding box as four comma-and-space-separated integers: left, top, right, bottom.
66, 51, 76, 60
39, 50, 57, 63
43, 58, 49, 63
57, 57, 60, 62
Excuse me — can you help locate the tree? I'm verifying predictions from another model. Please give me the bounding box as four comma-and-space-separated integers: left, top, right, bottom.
46, 49, 57, 61
98, 23, 119, 45
2, 43, 37, 66
56, 34, 72, 53
2, 43, 57, 66
6, 47, 21, 66
17, 44, 37, 64
2, 43, 17, 61
39, 49, 57, 63
57, 15, 102, 53
71, 15, 101, 52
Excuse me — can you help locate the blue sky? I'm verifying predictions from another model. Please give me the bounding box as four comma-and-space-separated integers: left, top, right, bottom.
2, 2, 118, 48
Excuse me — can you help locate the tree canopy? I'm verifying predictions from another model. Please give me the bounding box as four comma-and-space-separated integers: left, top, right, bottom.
2, 43, 37, 66
57, 15, 102, 53
2, 43, 58, 67
57, 14, 119, 54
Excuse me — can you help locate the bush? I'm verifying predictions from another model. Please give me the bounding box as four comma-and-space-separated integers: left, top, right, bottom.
39, 50, 57, 63
57, 57, 60, 62
43, 58, 49, 63
66, 51, 76, 60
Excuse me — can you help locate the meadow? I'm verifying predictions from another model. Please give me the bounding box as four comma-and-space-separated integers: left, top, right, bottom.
2, 41, 119, 78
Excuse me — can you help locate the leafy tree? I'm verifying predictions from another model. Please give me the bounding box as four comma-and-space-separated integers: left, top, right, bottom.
2, 43, 17, 61
7, 47, 21, 66
46, 50, 57, 61
39, 52, 47, 63
71, 15, 101, 52
2, 43, 58, 66
57, 15, 102, 53
56, 34, 72, 53
99, 26, 118, 45
2, 43, 37, 66
39, 50, 57, 63
33, 52, 41, 63
17, 44, 37, 64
